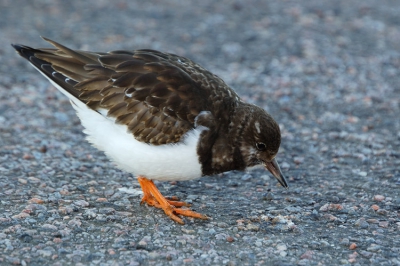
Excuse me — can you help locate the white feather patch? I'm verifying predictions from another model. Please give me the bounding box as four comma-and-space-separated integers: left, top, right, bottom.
31, 63, 205, 181
255, 121, 261, 134
73, 103, 205, 181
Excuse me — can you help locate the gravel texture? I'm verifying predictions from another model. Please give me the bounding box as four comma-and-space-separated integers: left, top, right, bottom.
1, 0, 400, 265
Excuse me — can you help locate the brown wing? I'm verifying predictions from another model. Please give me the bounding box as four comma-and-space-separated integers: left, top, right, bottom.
12, 37, 240, 145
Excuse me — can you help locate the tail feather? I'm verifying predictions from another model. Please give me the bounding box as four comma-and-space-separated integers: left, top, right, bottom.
41, 37, 100, 64
11, 42, 83, 101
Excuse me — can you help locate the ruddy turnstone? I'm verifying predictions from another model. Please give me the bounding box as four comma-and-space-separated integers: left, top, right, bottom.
12, 37, 288, 224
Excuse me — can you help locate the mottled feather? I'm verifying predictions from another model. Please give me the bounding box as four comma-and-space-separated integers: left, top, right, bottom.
14, 38, 240, 145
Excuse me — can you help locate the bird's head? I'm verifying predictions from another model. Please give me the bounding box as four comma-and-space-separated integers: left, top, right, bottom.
238, 104, 288, 188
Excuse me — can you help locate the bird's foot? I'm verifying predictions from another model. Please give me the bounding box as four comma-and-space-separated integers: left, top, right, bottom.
137, 176, 208, 224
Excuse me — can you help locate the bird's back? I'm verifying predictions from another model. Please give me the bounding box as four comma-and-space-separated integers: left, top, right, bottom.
12, 37, 240, 145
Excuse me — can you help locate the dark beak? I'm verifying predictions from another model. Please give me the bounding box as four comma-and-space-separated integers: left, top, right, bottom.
265, 158, 288, 188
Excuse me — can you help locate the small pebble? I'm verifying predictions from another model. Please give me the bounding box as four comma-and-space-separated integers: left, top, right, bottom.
22, 153, 33, 160
293, 156, 304, 164
276, 244, 287, 251
96, 198, 108, 202
378, 221, 389, 228
319, 203, 343, 212
18, 178, 27, 184
108, 249, 116, 255
39, 145, 47, 153
263, 192, 274, 200
12, 212, 30, 219
73, 200, 89, 207
349, 243, 357, 250
28, 198, 44, 204
53, 238, 62, 243
226, 236, 235, 242
371, 205, 380, 211
373, 195, 385, 202
246, 224, 259, 231
241, 174, 252, 181
340, 238, 350, 246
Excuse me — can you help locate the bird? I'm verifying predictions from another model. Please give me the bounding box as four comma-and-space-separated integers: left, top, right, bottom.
12, 37, 288, 224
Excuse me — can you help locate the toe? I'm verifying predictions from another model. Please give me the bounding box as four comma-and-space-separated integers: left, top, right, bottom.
174, 208, 208, 220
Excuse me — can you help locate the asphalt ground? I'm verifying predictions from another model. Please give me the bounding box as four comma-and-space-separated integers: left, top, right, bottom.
0, 1, 399, 265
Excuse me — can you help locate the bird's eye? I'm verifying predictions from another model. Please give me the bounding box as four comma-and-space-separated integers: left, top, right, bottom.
256, 142, 266, 151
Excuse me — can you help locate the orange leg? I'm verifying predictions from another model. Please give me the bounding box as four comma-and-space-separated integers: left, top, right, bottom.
137, 176, 208, 224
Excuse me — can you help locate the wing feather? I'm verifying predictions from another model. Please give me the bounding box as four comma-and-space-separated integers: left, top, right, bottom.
12, 37, 240, 144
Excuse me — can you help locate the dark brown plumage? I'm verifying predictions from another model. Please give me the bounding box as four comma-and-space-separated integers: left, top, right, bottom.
12, 37, 287, 224
14, 38, 240, 145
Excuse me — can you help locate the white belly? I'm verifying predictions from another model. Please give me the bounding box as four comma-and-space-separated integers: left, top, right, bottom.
70, 100, 205, 181
33, 67, 204, 181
